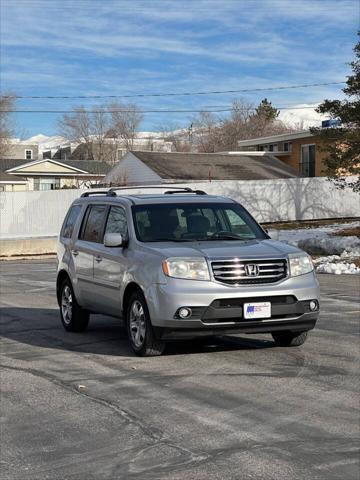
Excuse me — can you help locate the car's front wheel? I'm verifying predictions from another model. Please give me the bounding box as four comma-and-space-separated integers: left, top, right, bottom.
59, 278, 90, 332
272, 330, 308, 347
126, 291, 165, 356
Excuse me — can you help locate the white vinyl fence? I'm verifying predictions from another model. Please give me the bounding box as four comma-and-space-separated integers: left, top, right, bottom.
1, 177, 359, 239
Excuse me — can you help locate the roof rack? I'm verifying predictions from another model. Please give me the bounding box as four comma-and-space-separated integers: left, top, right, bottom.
106, 186, 207, 196
80, 186, 208, 198
164, 189, 207, 195
80, 190, 110, 197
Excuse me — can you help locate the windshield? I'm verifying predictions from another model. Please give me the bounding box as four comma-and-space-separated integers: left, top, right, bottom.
132, 202, 268, 242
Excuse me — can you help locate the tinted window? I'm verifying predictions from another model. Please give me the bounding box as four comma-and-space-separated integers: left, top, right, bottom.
104, 207, 127, 237
62, 205, 82, 239
133, 203, 266, 242
81, 205, 107, 243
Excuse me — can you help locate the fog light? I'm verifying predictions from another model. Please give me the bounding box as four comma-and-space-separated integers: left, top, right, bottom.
309, 300, 319, 311
178, 307, 192, 318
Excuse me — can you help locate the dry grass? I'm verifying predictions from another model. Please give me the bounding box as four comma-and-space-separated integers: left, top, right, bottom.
331, 227, 360, 238
263, 218, 360, 231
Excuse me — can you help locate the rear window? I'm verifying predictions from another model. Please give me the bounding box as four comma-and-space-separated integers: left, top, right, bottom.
61, 205, 82, 239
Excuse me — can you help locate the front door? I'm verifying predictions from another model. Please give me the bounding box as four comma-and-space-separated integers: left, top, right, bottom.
93, 205, 129, 316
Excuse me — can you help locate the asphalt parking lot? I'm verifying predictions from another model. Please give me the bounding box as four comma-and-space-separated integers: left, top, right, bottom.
0, 260, 359, 480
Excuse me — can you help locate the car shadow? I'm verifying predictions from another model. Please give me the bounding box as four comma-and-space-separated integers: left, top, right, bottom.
0, 307, 275, 357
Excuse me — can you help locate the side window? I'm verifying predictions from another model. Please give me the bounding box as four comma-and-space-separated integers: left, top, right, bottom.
62, 205, 82, 239
104, 206, 128, 237
225, 209, 253, 236
80, 205, 107, 243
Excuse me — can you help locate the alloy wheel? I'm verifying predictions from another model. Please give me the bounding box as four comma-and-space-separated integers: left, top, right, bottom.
61, 285, 73, 325
129, 300, 146, 348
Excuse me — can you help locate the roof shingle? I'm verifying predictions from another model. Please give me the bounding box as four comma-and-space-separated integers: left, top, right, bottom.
129, 151, 298, 180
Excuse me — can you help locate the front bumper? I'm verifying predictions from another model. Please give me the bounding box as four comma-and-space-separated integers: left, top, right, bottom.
145, 271, 320, 337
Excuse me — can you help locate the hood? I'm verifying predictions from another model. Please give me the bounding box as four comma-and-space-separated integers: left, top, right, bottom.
148, 239, 303, 260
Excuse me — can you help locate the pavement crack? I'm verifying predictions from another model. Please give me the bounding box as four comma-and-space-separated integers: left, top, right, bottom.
0, 362, 209, 476
0, 362, 163, 442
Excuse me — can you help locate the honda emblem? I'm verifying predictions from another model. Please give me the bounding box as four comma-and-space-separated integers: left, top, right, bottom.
245, 264, 259, 277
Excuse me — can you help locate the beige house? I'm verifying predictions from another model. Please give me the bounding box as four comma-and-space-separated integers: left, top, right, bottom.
1, 158, 111, 191
3, 141, 39, 161
0, 172, 29, 192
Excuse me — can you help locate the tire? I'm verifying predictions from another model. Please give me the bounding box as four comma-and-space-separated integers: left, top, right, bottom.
59, 278, 90, 332
126, 291, 165, 356
272, 330, 308, 347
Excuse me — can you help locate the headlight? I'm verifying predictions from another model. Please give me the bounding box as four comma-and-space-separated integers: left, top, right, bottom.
162, 257, 210, 281
288, 253, 314, 277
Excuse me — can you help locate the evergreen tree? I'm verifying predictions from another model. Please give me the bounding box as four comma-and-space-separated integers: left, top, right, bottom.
310, 33, 360, 192
255, 98, 279, 121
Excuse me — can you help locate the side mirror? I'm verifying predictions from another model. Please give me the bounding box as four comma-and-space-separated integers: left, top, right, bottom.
104, 232, 124, 248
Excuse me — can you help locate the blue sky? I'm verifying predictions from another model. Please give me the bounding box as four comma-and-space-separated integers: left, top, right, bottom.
0, 0, 358, 138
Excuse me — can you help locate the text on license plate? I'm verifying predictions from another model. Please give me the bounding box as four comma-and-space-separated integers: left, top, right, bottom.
244, 302, 271, 319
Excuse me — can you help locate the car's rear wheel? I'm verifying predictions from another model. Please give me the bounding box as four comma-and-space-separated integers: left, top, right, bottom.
60, 278, 89, 332
272, 330, 308, 347
126, 291, 165, 356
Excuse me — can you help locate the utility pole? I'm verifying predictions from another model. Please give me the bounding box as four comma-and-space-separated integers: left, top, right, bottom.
188, 123, 193, 152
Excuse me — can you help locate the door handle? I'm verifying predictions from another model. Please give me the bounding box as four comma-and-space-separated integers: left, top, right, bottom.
72, 250, 79, 257
95, 255, 103, 263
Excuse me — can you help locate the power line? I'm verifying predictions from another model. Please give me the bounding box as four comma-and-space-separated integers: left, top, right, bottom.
2, 82, 345, 100
1, 106, 321, 114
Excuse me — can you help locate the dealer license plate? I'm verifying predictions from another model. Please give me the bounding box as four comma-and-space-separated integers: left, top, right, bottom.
244, 302, 271, 319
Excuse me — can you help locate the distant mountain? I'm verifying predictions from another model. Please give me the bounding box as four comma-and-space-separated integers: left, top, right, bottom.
278, 103, 326, 129
23, 134, 70, 153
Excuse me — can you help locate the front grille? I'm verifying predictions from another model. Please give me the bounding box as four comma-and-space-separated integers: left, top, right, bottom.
211, 259, 287, 285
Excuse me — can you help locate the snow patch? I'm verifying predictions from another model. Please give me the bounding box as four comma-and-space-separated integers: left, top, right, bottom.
298, 236, 360, 256
270, 221, 360, 275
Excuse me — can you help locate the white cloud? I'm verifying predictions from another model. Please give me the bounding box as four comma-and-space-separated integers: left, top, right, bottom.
0, 0, 356, 135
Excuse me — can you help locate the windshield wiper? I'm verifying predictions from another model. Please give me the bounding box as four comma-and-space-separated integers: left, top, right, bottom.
147, 238, 193, 242
207, 233, 253, 241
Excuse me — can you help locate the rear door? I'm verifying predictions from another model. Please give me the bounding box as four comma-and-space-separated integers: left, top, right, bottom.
72, 204, 108, 308
92, 205, 129, 316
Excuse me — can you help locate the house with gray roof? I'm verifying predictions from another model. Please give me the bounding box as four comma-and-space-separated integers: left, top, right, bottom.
102, 151, 298, 186
0, 158, 112, 191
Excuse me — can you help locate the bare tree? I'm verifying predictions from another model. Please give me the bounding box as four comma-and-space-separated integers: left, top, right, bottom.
58, 102, 143, 163
155, 122, 190, 152
0, 94, 15, 157
108, 102, 143, 150
58, 106, 97, 160
190, 98, 296, 152
192, 112, 222, 152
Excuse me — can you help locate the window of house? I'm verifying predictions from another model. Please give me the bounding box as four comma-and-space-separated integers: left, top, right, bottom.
80, 205, 107, 243
33, 178, 61, 191
283, 142, 292, 152
25, 149, 33, 160
61, 205, 82, 239
300, 145, 316, 177
104, 206, 128, 237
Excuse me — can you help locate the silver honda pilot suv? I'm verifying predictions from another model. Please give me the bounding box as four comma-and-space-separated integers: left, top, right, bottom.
57, 187, 320, 356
